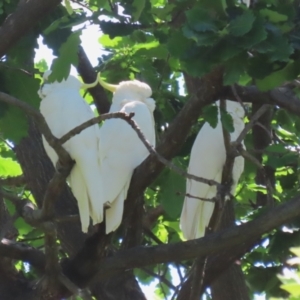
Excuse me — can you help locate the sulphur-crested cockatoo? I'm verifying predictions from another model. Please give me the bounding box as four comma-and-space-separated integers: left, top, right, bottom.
180, 100, 245, 240
39, 72, 103, 233
98, 77, 156, 234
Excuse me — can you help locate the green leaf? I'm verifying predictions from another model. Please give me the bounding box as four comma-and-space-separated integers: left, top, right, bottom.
229, 10, 255, 36
239, 16, 268, 48
223, 57, 245, 85
256, 60, 300, 91
49, 30, 81, 82
185, 6, 218, 32
157, 159, 185, 219
198, 0, 227, 18
266, 144, 288, 154
167, 30, 194, 58
281, 283, 300, 296
99, 35, 124, 48
99, 21, 137, 39
151, 4, 175, 20
0, 107, 28, 143
269, 35, 293, 62
14, 217, 33, 236
290, 247, 300, 257
247, 55, 274, 79
0, 156, 22, 177
64, 0, 74, 15
153, 223, 168, 243
132, 0, 146, 21
35, 59, 49, 73
259, 9, 288, 23
220, 107, 234, 133
134, 268, 154, 284
0, 71, 41, 143
211, 38, 243, 62
202, 104, 218, 128
182, 26, 219, 46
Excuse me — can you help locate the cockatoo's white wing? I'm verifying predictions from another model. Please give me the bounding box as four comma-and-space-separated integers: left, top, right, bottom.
99, 100, 155, 233
180, 100, 245, 240
40, 87, 103, 232
180, 121, 225, 240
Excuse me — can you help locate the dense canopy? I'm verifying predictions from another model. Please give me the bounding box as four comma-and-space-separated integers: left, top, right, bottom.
1, 0, 300, 299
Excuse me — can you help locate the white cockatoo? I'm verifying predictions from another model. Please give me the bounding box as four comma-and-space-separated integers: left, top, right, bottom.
39, 72, 103, 233
180, 100, 245, 240
98, 77, 156, 234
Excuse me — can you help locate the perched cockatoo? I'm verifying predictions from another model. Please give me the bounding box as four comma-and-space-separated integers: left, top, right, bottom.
180, 100, 245, 240
98, 77, 156, 234
39, 72, 103, 233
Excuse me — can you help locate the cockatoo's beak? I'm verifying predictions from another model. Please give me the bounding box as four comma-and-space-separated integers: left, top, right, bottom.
98, 75, 118, 92
81, 73, 101, 89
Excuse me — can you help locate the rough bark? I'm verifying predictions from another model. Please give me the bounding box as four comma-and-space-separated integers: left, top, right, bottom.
252, 103, 274, 207
211, 203, 250, 300
15, 119, 85, 257
0, 0, 62, 58
77, 46, 111, 114
0, 192, 36, 300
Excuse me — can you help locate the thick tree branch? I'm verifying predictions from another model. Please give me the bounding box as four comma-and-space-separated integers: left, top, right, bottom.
224, 85, 300, 115
77, 46, 110, 114
0, 175, 26, 187
91, 193, 300, 283
0, 238, 45, 273
0, 0, 62, 58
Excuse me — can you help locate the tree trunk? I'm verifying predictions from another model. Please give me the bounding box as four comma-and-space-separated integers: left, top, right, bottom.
15, 119, 86, 257
14, 119, 147, 299
210, 202, 250, 300
252, 103, 274, 207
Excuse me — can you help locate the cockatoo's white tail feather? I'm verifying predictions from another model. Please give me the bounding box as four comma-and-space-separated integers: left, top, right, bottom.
105, 180, 130, 233
69, 165, 90, 232
74, 151, 103, 225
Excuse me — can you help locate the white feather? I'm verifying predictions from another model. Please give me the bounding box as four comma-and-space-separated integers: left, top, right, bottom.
39, 73, 103, 232
99, 80, 156, 234
180, 100, 245, 240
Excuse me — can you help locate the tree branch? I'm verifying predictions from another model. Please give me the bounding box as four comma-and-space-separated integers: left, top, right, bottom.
0, 0, 62, 58
90, 192, 300, 283
0, 238, 45, 273
0, 175, 26, 187
224, 85, 300, 115
77, 46, 110, 114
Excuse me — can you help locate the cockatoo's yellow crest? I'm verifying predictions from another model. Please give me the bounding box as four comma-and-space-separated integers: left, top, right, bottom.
98, 75, 118, 92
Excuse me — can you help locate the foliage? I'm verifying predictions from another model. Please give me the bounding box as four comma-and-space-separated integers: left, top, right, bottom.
1, 0, 300, 299
271, 247, 300, 300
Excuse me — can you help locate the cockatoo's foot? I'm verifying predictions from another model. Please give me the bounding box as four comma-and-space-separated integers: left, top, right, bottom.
104, 201, 111, 210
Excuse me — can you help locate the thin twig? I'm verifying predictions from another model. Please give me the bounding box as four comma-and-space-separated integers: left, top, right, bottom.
233, 104, 271, 146
185, 193, 216, 203
231, 85, 247, 113
55, 215, 79, 223
58, 274, 92, 300
141, 267, 176, 290
238, 147, 274, 206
